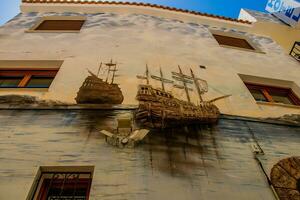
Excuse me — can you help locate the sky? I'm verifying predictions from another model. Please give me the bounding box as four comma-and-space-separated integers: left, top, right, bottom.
0, 0, 269, 26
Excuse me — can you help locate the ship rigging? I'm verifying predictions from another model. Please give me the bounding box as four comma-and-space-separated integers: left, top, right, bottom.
75, 59, 124, 104
135, 64, 230, 128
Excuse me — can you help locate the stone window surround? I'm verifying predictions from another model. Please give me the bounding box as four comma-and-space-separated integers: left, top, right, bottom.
26, 166, 94, 200
0, 60, 63, 91
239, 73, 300, 109
210, 29, 265, 54
26, 16, 87, 33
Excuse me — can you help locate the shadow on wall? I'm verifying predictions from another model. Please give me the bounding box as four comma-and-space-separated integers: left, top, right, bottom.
0, 94, 67, 106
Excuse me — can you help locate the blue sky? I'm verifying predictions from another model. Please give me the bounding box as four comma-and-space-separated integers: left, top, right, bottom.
0, 0, 268, 25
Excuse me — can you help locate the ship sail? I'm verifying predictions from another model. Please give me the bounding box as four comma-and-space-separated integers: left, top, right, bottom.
96, 62, 102, 77
172, 66, 208, 103
171, 66, 194, 102
190, 68, 208, 102
151, 67, 173, 92
134, 64, 233, 128
137, 64, 150, 84
104, 59, 118, 84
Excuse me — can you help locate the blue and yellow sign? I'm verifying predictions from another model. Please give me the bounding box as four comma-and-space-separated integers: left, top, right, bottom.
266, 0, 300, 27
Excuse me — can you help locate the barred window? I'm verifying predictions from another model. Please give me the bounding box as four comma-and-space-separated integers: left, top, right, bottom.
27, 166, 94, 200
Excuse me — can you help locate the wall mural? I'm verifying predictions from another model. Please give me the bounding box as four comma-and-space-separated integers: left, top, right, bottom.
135, 65, 230, 129
0, 11, 287, 108
75, 60, 124, 104
74, 60, 230, 129
89, 62, 232, 148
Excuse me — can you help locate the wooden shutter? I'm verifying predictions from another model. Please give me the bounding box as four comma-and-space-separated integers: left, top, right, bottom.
213, 34, 255, 50
35, 20, 85, 31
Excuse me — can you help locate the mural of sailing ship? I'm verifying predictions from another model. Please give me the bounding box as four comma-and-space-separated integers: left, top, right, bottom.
135, 65, 230, 128
75, 60, 124, 104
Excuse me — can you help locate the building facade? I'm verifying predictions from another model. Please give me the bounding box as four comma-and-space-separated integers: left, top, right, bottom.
0, 1, 299, 199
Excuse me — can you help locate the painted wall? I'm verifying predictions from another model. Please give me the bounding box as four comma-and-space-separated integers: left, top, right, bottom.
0, 6, 299, 118
0, 110, 299, 199
239, 9, 300, 54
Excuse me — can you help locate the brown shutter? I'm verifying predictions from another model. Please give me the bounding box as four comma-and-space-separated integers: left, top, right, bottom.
35, 20, 85, 31
213, 34, 255, 50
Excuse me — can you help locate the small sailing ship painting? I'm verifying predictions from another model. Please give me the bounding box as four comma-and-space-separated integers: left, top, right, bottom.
135, 65, 230, 128
75, 60, 124, 104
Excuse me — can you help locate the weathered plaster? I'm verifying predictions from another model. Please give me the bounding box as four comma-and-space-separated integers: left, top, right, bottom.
0, 9, 299, 119
0, 110, 299, 199
239, 9, 300, 54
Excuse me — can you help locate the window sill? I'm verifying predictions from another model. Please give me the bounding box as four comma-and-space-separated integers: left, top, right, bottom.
257, 101, 300, 109
0, 88, 49, 92
219, 44, 265, 54
25, 30, 81, 33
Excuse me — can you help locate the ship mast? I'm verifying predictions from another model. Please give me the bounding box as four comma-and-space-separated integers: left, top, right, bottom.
145, 64, 149, 85
172, 66, 193, 102
111, 63, 117, 84
97, 62, 102, 77
105, 59, 117, 83
190, 68, 205, 102
151, 67, 173, 92
137, 64, 150, 84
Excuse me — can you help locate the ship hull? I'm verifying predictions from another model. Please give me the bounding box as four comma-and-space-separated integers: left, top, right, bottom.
75, 88, 124, 104
135, 100, 219, 129
75, 76, 124, 104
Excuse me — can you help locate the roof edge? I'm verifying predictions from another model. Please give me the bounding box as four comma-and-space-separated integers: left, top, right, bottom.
21, 0, 252, 24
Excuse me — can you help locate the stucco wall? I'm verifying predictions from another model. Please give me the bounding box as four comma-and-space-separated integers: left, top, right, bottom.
0, 9, 299, 118
239, 9, 300, 54
0, 110, 299, 199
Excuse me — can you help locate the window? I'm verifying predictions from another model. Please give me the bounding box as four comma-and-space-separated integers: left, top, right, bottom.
0, 69, 58, 88
212, 34, 255, 50
289, 41, 300, 62
245, 83, 300, 106
0, 76, 23, 88
27, 16, 86, 32
27, 166, 94, 200
35, 20, 85, 31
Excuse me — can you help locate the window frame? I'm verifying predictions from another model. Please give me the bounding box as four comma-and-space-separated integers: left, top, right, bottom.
245, 82, 300, 106
210, 30, 264, 53
26, 166, 94, 200
27, 16, 86, 33
0, 68, 58, 89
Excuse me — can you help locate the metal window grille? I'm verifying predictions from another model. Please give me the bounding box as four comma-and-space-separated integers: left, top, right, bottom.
35, 172, 92, 200
290, 41, 300, 62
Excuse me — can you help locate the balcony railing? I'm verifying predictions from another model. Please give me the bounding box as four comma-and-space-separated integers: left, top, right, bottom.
290, 41, 300, 62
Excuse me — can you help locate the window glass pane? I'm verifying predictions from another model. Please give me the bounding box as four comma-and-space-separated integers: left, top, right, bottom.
269, 91, 294, 105
0, 77, 22, 88
249, 89, 268, 102
25, 76, 54, 88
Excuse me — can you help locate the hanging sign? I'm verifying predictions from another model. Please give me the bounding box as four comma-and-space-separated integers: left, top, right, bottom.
265, 0, 300, 27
